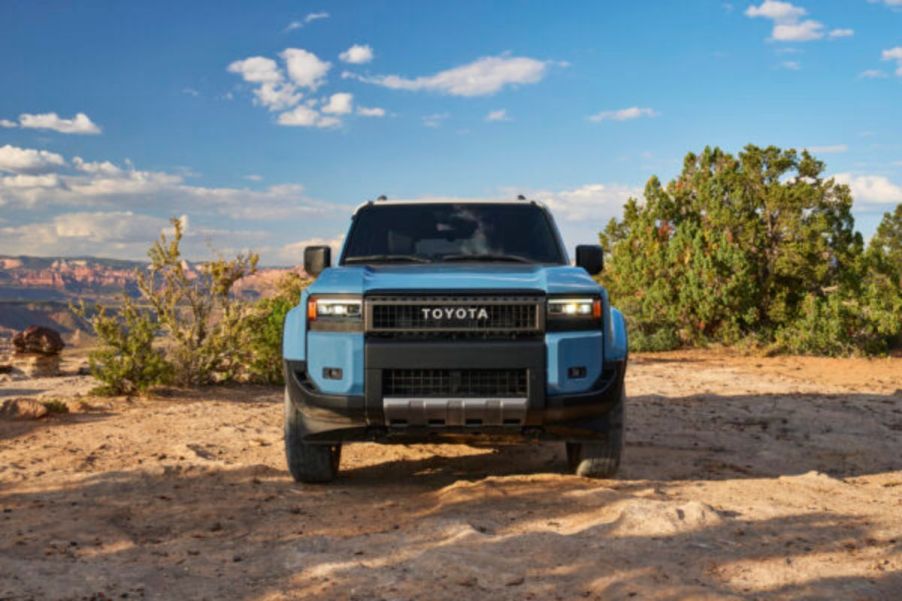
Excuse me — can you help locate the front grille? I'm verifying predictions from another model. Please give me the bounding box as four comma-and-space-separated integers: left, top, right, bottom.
366, 295, 542, 335
383, 368, 528, 398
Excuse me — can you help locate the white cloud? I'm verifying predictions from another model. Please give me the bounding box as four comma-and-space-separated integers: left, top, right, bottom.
182, 87, 200, 97
0, 147, 356, 261
72, 157, 123, 175
833, 173, 902, 206
772, 20, 824, 41
0, 119, 16, 128
244, 174, 263, 182
0, 212, 275, 260
322, 93, 353, 115
350, 54, 552, 97
277, 104, 341, 128
18, 112, 101, 134
805, 144, 847, 154
859, 69, 889, 79
588, 107, 659, 122
0, 145, 66, 173
882, 46, 902, 76
227, 56, 301, 110
1, 173, 61, 189
356, 106, 386, 117
281, 48, 331, 90
745, 1, 805, 21
228, 56, 282, 84
285, 11, 329, 31
339, 44, 374, 65
780, 60, 801, 70
0, 211, 172, 257
485, 109, 510, 122
422, 113, 450, 128
0, 145, 341, 221
254, 82, 302, 111
744, 1, 849, 43
229, 50, 332, 113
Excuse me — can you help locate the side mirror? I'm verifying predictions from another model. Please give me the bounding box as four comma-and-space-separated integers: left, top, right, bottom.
304, 245, 331, 277
575, 245, 603, 275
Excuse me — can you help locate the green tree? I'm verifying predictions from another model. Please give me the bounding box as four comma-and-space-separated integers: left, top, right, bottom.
601, 145, 898, 355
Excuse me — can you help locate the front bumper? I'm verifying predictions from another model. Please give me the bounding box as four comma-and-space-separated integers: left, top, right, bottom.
284, 340, 625, 443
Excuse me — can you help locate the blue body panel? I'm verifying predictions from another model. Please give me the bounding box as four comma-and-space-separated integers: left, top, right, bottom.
283, 264, 628, 397
546, 331, 603, 395
309, 264, 601, 295
307, 331, 365, 395
282, 289, 309, 361
606, 307, 628, 362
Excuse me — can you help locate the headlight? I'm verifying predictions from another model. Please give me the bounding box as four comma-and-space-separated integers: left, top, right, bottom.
307, 296, 362, 330
547, 298, 601, 318
547, 297, 602, 330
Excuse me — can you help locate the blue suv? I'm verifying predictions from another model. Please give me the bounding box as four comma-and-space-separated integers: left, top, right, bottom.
282, 199, 628, 482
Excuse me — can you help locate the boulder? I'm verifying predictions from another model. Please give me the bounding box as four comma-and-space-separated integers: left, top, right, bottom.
12, 326, 65, 355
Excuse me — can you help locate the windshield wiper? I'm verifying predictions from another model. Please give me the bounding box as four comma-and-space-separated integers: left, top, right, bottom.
440, 253, 532, 264
343, 254, 432, 264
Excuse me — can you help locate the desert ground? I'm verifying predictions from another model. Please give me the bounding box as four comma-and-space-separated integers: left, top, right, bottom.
1, 350, 900, 600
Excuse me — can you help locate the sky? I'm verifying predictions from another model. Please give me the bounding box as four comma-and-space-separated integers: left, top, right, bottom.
0, 0, 900, 265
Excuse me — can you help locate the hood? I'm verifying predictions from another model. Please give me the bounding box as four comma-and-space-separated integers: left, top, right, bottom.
308, 264, 601, 296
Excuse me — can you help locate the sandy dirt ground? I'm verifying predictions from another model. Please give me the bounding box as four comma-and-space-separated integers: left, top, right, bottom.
1, 350, 900, 600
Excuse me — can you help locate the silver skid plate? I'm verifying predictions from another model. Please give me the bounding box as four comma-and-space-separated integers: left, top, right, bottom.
383, 397, 528, 427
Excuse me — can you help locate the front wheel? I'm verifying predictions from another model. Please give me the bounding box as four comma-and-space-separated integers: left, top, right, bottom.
284, 389, 341, 483
566, 388, 624, 478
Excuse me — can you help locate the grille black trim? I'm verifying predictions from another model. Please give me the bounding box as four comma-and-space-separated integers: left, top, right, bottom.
383, 368, 528, 398
366, 295, 543, 335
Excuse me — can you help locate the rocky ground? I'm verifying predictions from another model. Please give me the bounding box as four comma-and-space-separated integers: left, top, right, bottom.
0, 350, 900, 600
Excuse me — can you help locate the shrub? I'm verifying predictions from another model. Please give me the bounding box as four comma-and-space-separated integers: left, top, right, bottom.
136, 218, 259, 386
41, 399, 70, 414
73, 297, 172, 394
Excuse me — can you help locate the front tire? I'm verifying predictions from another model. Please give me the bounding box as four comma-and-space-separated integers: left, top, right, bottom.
284, 389, 341, 483
566, 388, 624, 478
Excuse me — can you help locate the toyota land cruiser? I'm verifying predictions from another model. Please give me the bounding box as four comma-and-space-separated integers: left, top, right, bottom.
282, 198, 628, 482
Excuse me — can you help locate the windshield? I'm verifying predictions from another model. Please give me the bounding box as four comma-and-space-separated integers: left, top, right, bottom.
341, 203, 566, 265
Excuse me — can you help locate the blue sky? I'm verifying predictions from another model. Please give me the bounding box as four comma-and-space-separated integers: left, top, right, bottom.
0, 0, 900, 264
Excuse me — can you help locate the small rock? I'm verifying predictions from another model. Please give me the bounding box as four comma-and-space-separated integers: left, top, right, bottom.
0, 398, 48, 420
504, 575, 525, 586
11, 354, 62, 378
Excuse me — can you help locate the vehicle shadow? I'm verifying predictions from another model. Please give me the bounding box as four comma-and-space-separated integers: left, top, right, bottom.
0, 462, 898, 600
